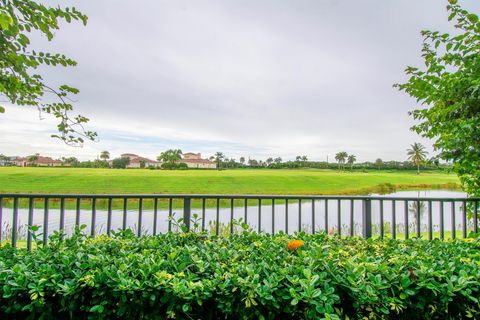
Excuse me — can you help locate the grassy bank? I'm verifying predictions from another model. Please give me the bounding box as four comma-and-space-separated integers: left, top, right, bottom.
0, 167, 460, 195
0, 167, 460, 209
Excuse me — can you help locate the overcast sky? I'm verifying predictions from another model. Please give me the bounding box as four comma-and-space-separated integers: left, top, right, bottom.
0, 0, 478, 162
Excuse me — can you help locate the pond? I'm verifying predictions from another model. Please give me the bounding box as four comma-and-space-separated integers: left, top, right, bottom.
1, 190, 473, 241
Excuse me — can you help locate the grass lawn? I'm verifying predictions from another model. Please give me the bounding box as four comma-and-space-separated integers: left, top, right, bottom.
0, 167, 460, 195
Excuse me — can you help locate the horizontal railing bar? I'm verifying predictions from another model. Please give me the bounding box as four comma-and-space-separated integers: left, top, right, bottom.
0, 193, 477, 202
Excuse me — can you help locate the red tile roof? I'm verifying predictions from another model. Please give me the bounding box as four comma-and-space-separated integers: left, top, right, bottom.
181, 159, 215, 164
129, 156, 160, 164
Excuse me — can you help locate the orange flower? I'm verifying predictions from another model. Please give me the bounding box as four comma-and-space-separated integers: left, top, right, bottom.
287, 240, 304, 251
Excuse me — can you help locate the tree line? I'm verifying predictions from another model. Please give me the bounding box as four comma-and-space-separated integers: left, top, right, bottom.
191, 143, 444, 173
0, 142, 440, 172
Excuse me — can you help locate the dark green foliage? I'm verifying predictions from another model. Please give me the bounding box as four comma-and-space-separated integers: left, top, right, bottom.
396, 2, 480, 196
0, 230, 479, 319
161, 162, 188, 170
73, 159, 109, 168
0, 0, 96, 145
157, 150, 183, 165
111, 157, 130, 169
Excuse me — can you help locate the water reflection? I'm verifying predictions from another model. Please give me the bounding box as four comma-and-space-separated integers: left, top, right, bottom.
2, 190, 473, 242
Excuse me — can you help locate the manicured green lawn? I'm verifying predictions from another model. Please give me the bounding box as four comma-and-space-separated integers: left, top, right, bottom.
0, 167, 459, 195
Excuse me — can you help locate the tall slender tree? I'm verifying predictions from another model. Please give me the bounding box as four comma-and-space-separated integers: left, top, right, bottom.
335, 152, 348, 170
100, 151, 110, 162
407, 142, 428, 174
347, 154, 356, 170
214, 152, 224, 169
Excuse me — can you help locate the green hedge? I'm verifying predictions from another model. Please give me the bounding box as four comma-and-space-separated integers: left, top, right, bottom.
0, 230, 479, 319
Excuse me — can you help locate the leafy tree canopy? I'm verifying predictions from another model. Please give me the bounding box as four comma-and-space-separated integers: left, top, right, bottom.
157, 149, 182, 164
396, 1, 480, 196
0, 0, 96, 145
347, 154, 356, 164
99, 150, 110, 161
407, 142, 428, 174
111, 157, 130, 169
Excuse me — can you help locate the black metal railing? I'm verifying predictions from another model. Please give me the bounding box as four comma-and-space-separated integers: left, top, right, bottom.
0, 193, 478, 250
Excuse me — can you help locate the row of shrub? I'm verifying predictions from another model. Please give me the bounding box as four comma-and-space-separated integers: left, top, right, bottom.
0, 229, 479, 319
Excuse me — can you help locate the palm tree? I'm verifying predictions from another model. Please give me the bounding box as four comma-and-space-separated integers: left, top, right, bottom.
274, 157, 282, 164
266, 157, 273, 166
27, 153, 39, 166
335, 151, 348, 170
214, 152, 224, 169
100, 150, 110, 161
347, 154, 356, 170
301, 155, 308, 162
239, 157, 245, 165
407, 143, 428, 174
157, 149, 182, 164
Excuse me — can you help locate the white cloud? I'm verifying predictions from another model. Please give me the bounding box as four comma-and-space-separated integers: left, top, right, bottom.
2, 0, 476, 162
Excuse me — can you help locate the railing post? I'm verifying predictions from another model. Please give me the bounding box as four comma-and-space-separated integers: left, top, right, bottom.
12, 197, 18, 248
474, 200, 478, 234
183, 197, 191, 231
27, 197, 34, 251
362, 198, 372, 239
75, 198, 81, 228
43, 198, 49, 245
91, 198, 97, 237
138, 198, 143, 236
0, 196, 3, 246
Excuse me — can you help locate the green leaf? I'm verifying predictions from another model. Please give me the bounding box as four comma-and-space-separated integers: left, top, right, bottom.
89, 305, 104, 313
0, 106, 4, 113
467, 14, 478, 23
0, 12, 13, 29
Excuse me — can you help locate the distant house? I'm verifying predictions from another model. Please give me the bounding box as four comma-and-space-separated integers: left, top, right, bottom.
15, 156, 63, 167
180, 152, 216, 169
120, 153, 161, 168
14, 157, 27, 167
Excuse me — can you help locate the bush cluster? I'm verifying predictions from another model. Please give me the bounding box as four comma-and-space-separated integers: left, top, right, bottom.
160, 162, 188, 170
0, 230, 479, 319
